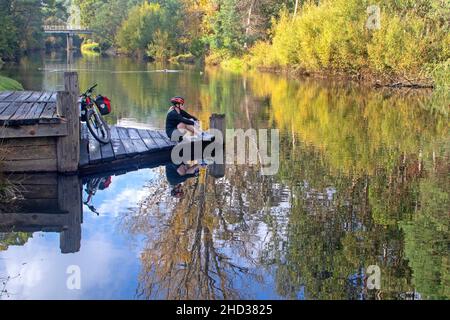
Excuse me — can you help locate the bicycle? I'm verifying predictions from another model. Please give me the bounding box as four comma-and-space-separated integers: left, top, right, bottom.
83, 176, 112, 215
80, 84, 111, 144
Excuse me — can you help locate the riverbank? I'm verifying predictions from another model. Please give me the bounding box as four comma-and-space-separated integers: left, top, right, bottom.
215, 1, 449, 90
0, 76, 24, 91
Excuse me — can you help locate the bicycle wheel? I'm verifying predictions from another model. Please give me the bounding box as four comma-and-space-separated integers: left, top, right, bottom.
86, 108, 111, 144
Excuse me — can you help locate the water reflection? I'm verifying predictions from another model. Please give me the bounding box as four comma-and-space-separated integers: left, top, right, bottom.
0, 53, 448, 300
123, 163, 275, 300
0, 174, 82, 254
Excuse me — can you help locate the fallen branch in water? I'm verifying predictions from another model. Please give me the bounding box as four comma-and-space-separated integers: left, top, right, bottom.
374, 75, 434, 89
375, 82, 434, 89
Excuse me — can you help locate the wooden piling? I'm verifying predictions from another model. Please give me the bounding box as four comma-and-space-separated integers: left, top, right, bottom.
58, 175, 82, 254
56, 91, 79, 172
56, 72, 80, 173
64, 71, 80, 95
209, 114, 226, 143
209, 114, 226, 178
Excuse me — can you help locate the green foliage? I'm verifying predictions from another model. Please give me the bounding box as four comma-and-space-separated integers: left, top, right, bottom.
0, 232, 32, 251
402, 175, 449, 299
0, 1, 19, 60
0, 0, 68, 60
75, 0, 139, 49
0, 75, 24, 91
116, 2, 163, 56
250, 0, 450, 79
208, 0, 245, 55
147, 30, 172, 61
116, 1, 185, 60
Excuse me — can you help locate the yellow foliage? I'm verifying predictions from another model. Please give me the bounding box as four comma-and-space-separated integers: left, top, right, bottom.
249, 0, 449, 79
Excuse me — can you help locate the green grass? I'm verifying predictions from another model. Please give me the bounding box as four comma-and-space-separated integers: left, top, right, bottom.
0, 76, 23, 91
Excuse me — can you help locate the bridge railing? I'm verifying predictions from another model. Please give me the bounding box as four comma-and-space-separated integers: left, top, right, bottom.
43, 25, 91, 32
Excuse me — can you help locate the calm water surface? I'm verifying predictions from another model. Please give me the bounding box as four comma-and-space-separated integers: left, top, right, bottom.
0, 52, 448, 300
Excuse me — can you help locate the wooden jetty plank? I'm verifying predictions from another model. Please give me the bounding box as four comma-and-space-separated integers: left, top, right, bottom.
87, 128, 103, 164
0, 91, 14, 100
127, 128, 142, 140
157, 130, 177, 146
0, 102, 11, 115
1, 158, 58, 172
49, 92, 58, 102
137, 129, 160, 151
14, 91, 34, 102
131, 137, 148, 154
2, 91, 23, 102
110, 126, 128, 159
6, 173, 58, 186
0, 123, 68, 139
100, 140, 115, 162
38, 92, 54, 102
117, 127, 130, 140
1, 137, 58, 173
148, 130, 168, 149
79, 124, 90, 167
25, 91, 44, 102
4, 144, 56, 160
127, 128, 149, 153
10, 102, 34, 121
20, 184, 58, 199
117, 127, 137, 156
40, 102, 57, 119
24, 102, 46, 121
2, 137, 55, 148
0, 102, 21, 121
0, 213, 70, 229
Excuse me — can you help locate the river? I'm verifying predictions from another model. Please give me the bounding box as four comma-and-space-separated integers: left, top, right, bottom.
0, 52, 448, 300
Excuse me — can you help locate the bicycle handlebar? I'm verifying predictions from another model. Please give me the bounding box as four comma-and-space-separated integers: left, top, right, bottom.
82, 84, 98, 96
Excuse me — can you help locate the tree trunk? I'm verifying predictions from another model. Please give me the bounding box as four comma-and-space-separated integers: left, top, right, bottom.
294, 0, 299, 17
244, 0, 256, 49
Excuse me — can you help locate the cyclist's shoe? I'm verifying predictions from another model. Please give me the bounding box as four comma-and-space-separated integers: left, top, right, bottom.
201, 132, 215, 141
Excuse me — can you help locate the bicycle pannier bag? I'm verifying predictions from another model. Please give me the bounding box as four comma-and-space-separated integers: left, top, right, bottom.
95, 95, 112, 115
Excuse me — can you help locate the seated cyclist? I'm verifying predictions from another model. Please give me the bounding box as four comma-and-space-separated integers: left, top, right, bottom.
165, 96, 201, 142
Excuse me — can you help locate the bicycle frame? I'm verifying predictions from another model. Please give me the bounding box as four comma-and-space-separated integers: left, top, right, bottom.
80, 84, 100, 119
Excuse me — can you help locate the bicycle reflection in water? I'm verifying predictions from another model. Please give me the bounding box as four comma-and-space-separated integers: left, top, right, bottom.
82, 176, 112, 215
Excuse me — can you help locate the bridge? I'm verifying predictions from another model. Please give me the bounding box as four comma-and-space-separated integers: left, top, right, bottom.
43, 25, 94, 51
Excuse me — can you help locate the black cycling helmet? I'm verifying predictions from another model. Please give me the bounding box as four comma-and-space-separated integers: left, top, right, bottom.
170, 96, 185, 106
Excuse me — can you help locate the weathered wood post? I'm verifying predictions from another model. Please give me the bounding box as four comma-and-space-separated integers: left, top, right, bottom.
58, 175, 82, 254
209, 114, 226, 178
56, 72, 80, 173
66, 33, 74, 52
64, 71, 79, 94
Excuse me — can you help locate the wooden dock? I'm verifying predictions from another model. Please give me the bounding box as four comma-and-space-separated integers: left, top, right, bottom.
0, 72, 224, 176
0, 89, 78, 172
79, 124, 178, 176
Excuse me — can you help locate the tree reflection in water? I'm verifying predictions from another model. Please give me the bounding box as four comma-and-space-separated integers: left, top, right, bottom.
121, 163, 285, 300
119, 70, 448, 300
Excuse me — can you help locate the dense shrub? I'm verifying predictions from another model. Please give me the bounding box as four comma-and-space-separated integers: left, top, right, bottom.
249, 0, 449, 80
0, 76, 24, 91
